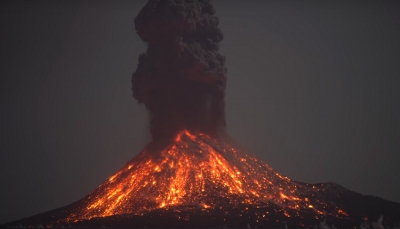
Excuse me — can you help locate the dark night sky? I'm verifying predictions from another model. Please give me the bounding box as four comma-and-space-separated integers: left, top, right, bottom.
1, 0, 399, 224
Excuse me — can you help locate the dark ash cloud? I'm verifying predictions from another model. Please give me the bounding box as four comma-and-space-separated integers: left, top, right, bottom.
132, 0, 227, 144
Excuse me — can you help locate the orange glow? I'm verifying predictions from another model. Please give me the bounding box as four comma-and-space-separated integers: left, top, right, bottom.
65, 130, 348, 222
338, 209, 349, 216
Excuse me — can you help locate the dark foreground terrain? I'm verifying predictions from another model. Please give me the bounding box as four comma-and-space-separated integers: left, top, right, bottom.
3, 182, 400, 228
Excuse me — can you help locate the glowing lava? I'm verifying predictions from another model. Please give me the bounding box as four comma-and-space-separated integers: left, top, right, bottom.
66, 130, 349, 222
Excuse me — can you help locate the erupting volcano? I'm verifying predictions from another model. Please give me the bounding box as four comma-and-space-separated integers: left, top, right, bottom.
3, 0, 400, 228
65, 130, 348, 222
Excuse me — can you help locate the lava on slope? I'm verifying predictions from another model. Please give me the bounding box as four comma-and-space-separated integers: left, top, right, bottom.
65, 130, 350, 223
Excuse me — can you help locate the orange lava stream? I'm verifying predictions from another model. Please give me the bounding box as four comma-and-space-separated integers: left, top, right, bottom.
66, 130, 348, 222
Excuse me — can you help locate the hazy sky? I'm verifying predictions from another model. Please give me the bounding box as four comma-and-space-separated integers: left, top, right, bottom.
1, 0, 399, 224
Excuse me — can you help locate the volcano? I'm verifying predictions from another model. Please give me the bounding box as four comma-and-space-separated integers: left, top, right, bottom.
3, 0, 400, 228
3, 130, 400, 228
61, 131, 356, 222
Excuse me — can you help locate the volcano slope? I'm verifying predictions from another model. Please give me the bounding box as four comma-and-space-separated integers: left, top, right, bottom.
3, 131, 400, 228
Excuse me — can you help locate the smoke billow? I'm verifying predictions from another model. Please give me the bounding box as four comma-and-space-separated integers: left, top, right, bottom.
132, 0, 227, 144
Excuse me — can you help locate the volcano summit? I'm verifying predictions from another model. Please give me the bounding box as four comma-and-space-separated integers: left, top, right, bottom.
3, 0, 400, 228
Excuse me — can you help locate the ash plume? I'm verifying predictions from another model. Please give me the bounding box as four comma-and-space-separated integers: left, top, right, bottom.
132, 0, 227, 144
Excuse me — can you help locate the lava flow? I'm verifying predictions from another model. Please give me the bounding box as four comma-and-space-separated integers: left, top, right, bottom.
65, 130, 349, 223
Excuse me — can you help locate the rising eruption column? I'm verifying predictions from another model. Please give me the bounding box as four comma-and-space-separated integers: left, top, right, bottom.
132, 0, 227, 145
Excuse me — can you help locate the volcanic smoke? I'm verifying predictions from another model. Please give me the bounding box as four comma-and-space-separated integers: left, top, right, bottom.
132, 0, 227, 144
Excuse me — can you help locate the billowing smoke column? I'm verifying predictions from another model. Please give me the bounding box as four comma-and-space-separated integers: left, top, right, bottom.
132, 0, 227, 144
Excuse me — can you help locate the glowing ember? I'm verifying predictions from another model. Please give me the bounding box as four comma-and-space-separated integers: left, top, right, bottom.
65, 130, 348, 222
